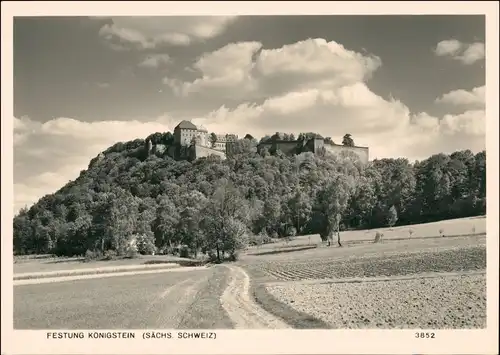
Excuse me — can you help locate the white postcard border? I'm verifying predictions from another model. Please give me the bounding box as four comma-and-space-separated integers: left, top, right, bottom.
2, 2, 498, 355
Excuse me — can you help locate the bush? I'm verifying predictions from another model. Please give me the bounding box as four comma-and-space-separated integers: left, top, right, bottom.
125, 249, 139, 259
207, 250, 218, 263
103, 249, 118, 260
135, 233, 157, 255
374, 232, 384, 243
227, 250, 239, 262
259, 230, 273, 244
84, 249, 102, 262
159, 245, 176, 256
248, 234, 263, 246
179, 244, 190, 258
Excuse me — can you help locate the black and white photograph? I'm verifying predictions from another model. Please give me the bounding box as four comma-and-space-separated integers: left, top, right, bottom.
2, 2, 499, 355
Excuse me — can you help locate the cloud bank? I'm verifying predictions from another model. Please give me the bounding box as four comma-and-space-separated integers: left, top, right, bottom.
14, 37, 486, 214
98, 16, 238, 49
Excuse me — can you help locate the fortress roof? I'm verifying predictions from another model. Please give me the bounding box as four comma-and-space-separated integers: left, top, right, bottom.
175, 120, 198, 130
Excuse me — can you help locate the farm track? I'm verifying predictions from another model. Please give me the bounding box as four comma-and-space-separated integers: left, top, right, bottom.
220, 265, 290, 329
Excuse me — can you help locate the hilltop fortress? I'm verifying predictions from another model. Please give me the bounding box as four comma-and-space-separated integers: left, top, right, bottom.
172, 120, 237, 160
145, 120, 369, 163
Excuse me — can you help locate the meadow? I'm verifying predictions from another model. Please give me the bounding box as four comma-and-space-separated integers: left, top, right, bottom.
13, 254, 192, 275
245, 215, 486, 255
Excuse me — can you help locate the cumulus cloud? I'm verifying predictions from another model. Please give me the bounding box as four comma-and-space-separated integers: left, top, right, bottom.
434, 39, 485, 65
179, 41, 262, 98
459, 42, 486, 65
13, 115, 179, 213
169, 38, 382, 100
194, 83, 485, 162
138, 54, 172, 68
98, 16, 238, 49
436, 86, 485, 108
434, 39, 463, 56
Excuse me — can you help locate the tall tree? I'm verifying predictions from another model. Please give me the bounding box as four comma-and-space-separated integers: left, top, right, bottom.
288, 190, 312, 234
387, 205, 398, 228
200, 180, 249, 262
153, 195, 180, 250
91, 188, 140, 255
209, 133, 217, 148
313, 175, 354, 247
342, 134, 355, 147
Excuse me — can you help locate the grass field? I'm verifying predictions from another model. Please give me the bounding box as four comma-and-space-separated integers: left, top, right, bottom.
242, 233, 486, 267
245, 215, 486, 255
14, 267, 233, 329
13, 254, 193, 275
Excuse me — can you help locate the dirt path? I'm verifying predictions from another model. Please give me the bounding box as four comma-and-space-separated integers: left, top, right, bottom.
148, 275, 211, 328
219, 264, 290, 329
14, 263, 290, 329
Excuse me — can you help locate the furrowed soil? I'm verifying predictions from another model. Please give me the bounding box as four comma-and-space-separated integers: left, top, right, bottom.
266, 273, 486, 329
240, 234, 486, 329
252, 246, 485, 282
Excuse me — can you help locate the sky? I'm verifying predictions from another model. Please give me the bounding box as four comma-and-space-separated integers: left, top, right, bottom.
12, 14, 487, 213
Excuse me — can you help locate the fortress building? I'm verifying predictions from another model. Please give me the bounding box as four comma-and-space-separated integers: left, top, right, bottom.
173, 120, 203, 146
213, 133, 238, 151
257, 137, 369, 164
173, 121, 237, 153
169, 120, 368, 163
171, 120, 237, 160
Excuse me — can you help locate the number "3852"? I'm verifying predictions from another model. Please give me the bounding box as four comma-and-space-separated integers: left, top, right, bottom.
415, 332, 436, 339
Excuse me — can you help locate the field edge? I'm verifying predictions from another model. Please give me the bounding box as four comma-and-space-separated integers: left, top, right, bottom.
249, 278, 332, 329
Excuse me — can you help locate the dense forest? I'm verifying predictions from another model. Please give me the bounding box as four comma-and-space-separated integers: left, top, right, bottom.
13, 131, 486, 261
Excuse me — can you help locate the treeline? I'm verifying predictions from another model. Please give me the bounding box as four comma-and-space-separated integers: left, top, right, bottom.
13, 132, 486, 261
258, 132, 356, 147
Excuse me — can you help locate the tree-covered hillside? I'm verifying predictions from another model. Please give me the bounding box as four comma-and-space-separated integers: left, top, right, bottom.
13, 130, 486, 261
